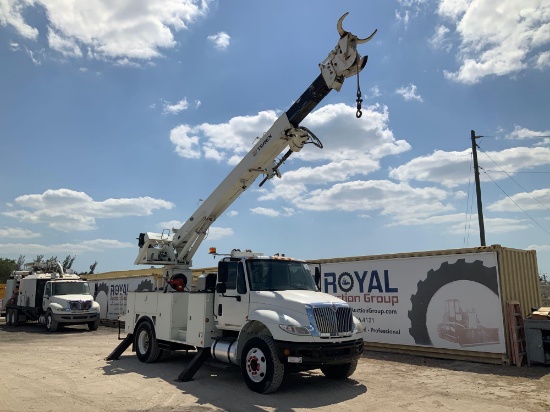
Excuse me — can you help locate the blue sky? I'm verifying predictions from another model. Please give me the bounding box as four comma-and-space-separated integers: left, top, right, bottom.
1, 0, 549, 277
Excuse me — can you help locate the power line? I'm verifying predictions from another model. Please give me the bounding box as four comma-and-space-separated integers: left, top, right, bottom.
483, 170, 550, 174
482, 170, 550, 237
477, 144, 550, 213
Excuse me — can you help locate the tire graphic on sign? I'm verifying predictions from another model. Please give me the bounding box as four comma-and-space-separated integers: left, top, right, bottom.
338, 272, 354, 293
136, 279, 154, 292
408, 259, 499, 346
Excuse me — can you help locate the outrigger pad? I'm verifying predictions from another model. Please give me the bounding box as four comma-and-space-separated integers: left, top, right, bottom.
175, 347, 212, 382
105, 334, 134, 361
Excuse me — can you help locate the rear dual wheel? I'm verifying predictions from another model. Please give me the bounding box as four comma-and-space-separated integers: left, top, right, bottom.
135, 321, 160, 363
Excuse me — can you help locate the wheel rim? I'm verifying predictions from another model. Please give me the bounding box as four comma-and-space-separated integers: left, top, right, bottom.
46, 315, 51, 329
138, 330, 150, 354
245, 347, 267, 383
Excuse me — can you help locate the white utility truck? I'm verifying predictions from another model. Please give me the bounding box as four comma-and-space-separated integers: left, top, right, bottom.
108, 13, 376, 393
4, 261, 100, 332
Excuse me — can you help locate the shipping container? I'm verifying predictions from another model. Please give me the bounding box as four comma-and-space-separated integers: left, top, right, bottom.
307, 245, 540, 365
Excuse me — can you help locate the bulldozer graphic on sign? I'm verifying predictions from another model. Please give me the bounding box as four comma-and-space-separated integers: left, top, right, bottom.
437, 299, 500, 347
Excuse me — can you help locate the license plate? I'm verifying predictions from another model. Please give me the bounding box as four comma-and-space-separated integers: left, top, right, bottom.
287, 356, 302, 363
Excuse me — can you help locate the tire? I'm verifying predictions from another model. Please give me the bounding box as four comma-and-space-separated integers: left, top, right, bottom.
10, 309, 19, 327
135, 321, 160, 363
321, 359, 358, 379
241, 335, 284, 394
88, 319, 100, 331
408, 259, 499, 346
5, 309, 12, 326
46, 311, 58, 332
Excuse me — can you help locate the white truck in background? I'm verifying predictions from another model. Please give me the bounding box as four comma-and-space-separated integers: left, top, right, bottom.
4, 261, 100, 332
108, 13, 376, 393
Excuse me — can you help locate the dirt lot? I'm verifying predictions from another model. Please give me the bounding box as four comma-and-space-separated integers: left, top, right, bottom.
1, 319, 549, 412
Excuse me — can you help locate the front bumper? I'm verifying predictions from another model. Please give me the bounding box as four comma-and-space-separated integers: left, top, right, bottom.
274, 338, 363, 366
53, 312, 99, 324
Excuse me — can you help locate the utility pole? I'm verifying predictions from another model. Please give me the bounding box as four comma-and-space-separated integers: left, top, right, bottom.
471, 130, 486, 246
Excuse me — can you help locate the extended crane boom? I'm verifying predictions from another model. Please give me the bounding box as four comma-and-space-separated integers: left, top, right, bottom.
135, 13, 376, 276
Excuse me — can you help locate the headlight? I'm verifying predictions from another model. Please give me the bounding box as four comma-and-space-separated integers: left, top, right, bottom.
353, 317, 364, 334
279, 324, 311, 336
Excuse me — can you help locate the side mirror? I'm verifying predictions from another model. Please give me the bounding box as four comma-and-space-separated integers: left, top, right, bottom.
216, 283, 227, 294
315, 267, 321, 290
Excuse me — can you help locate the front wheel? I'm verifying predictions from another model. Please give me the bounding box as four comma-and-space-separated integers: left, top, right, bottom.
135, 321, 160, 363
241, 336, 284, 394
88, 319, 100, 331
320, 359, 358, 379
45, 311, 58, 332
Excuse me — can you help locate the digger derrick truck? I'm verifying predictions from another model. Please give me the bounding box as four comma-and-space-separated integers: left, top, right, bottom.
4, 261, 100, 332
107, 13, 376, 394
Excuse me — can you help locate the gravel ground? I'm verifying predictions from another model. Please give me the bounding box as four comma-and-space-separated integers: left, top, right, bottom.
1, 318, 549, 412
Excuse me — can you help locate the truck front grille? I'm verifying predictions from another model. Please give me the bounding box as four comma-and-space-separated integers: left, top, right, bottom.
69, 300, 92, 310
312, 305, 354, 337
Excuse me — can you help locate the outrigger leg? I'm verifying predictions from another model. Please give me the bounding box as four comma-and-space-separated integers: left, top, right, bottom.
175, 347, 212, 382
105, 334, 134, 361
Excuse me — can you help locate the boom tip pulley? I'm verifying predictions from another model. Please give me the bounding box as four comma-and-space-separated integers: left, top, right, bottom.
337, 12, 378, 44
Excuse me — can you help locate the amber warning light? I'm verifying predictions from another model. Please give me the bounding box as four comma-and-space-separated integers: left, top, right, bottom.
209, 247, 217, 254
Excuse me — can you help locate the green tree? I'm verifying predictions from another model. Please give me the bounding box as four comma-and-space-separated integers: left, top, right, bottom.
0, 258, 16, 283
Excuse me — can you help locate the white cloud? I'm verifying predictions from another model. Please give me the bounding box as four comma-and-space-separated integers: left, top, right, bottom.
48, 28, 82, 57
0, 239, 134, 255
527, 244, 550, 251
293, 180, 454, 224
506, 125, 550, 140
395, 83, 423, 102
170, 110, 278, 161
0, 227, 41, 239
438, 0, 550, 84
487, 188, 550, 212
207, 226, 233, 240
227, 210, 239, 217
158, 221, 232, 240
0, 0, 39, 40
163, 98, 189, 115
365, 86, 381, 99
0, 0, 211, 62
395, 0, 427, 27
389, 147, 550, 188
207, 31, 230, 50
158, 220, 182, 231
169, 103, 411, 166
430, 25, 452, 51
169, 124, 201, 159
3, 189, 174, 232
250, 207, 281, 217
535, 51, 550, 69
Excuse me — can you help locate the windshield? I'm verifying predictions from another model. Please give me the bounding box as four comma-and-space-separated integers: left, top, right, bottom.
246, 260, 318, 292
52, 281, 91, 296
